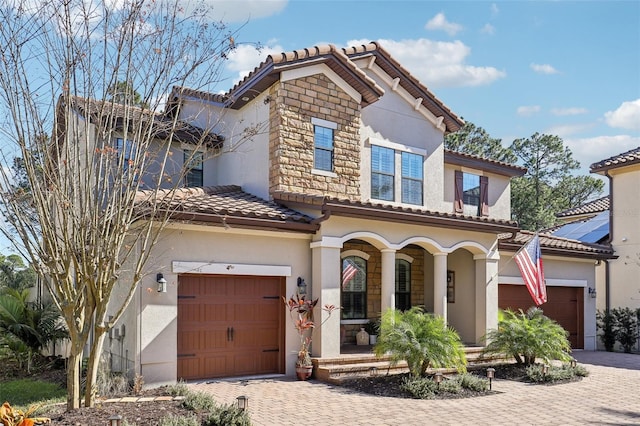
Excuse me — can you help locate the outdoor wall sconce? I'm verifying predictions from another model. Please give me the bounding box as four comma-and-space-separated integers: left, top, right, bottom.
236, 395, 249, 411
108, 414, 122, 426
588, 287, 597, 298
297, 277, 307, 295
156, 273, 167, 293
434, 372, 443, 388
486, 367, 495, 390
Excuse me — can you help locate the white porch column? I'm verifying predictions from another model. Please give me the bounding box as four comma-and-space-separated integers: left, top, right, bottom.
310, 240, 342, 358
380, 249, 396, 312
474, 250, 500, 344
433, 252, 448, 321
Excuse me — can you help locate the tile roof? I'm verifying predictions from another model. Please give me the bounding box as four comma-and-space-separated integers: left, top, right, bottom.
170, 41, 464, 133
499, 230, 615, 259
590, 146, 640, 173
444, 150, 526, 177
556, 196, 609, 218
135, 186, 317, 233
273, 191, 520, 234
62, 95, 222, 147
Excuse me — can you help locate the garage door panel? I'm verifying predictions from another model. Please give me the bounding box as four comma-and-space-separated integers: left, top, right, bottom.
499, 284, 583, 349
178, 275, 284, 380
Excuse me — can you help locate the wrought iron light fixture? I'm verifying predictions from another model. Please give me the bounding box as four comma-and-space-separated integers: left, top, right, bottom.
156, 273, 167, 293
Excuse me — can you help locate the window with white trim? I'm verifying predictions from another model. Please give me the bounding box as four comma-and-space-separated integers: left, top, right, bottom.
401, 152, 423, 205
371, 145, 395, 201
314, 125, 334, 172
341, 256, 367, 319
184, 150, 203, 187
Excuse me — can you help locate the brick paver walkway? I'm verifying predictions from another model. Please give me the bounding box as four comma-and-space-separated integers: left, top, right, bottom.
190, 351, 640, 425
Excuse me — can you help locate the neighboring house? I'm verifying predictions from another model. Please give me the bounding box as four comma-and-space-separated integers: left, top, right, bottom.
66, 42, 614, 386
590, 147, 640, 313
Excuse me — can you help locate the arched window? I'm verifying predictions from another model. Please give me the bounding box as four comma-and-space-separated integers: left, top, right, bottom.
395, 259, 411, 311
341, 256, 367, 319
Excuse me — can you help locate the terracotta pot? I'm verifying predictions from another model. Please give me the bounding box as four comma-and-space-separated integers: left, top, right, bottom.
295, 365, 313, 380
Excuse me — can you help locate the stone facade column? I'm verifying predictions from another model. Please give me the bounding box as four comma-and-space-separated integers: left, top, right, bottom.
474, 250, 500, 344
380, 249, 397, 312
433, 252, 448, 321
310, 239, 342, 358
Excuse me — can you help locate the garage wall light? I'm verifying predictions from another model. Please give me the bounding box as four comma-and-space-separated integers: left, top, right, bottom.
297, 277, 307, 295
588, 287, 597, 298
156, 273, 167, 293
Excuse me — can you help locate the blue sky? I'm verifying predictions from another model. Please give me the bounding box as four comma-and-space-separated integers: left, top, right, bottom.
208, 0, 640, 176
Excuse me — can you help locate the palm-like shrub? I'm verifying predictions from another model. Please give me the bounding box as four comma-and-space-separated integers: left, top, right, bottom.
374, 307, 467, 377
482, 307, 571, 366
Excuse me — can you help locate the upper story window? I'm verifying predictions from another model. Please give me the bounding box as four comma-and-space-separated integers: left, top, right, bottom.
184, 150, 203, 187
371, 145, 395, 201
341, 256, 367, 320
116, 138, 136, 170
401, 152, 423, 205
395, 259, 411, 311
455, 170, 489, 216
312, 117, 337, 172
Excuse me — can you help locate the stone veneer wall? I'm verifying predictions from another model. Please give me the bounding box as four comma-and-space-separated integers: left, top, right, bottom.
268, 74, 361, 199
340, 241, 426, 344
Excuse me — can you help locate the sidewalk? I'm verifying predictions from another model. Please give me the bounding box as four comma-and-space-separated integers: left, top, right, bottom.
190, 351, 640, 425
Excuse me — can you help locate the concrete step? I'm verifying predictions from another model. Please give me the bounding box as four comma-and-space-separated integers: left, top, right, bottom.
312, 346, 507, 384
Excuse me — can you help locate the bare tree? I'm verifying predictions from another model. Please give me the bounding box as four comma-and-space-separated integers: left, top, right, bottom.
0, 0, 252, 409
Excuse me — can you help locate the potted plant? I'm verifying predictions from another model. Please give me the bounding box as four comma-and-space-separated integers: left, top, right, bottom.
283, 293, 337, 380
364, 318, 380, 345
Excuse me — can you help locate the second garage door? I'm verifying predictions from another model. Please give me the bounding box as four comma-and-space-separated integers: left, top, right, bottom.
177, 275, 284, 380
498, 284, 584, 349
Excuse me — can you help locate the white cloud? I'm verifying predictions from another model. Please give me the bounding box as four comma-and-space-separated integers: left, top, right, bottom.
550, 107, 588, 116
604, 99, 640, 131
480, 24, 495, 35
226, 43, 284, 84
425, 12, 463, 36
491, 3, 499, 16
348, 38, 505, 88
546, 123, 595, 137
530, 63, 560, 75
564, 134, 640, 170
202, 0, 288, 22
517, 105, 541, 117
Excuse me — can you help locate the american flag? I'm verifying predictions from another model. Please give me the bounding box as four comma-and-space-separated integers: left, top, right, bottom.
342, 259, 358, 290
514, 234, 547, 306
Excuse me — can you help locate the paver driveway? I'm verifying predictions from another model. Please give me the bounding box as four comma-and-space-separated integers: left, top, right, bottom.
190, 351, 640, 425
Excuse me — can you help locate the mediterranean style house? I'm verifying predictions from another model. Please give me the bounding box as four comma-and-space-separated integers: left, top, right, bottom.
85, 42, 615, 385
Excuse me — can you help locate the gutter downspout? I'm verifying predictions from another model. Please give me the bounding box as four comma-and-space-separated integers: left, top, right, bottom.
604, 170, 613, 312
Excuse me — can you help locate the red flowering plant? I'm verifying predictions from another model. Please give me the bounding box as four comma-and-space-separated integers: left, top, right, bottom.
283, 293, 337, 367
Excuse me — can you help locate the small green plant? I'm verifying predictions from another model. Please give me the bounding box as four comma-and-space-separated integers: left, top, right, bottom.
181, 390, 217, 412
596, 309, 617, 351
457, 373, 489, 392
159, 413, 199, 426
166, 379, 190, 397
400, 373, 489, 399
525, 363, 589, 383
482, 307, 572, 366
400, 375, 437, 399
611, 307, 638, 353
364, 318, 379, 336
202, 403, 252, 426
375, 307, 467, 377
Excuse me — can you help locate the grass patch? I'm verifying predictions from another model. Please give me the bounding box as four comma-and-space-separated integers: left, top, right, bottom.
0, 378, 65, 407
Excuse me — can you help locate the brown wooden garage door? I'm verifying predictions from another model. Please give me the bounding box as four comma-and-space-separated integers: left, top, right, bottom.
177, 275, 284, 380
499, 284, 584, 349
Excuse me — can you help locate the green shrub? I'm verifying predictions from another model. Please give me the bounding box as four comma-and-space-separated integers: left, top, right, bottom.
482, 308, 572, 366
596, 309, 617, 351
181, 390, 216, 412
437, 378, 462, 394
202, 403, 252, 426
611, 307, 638, 353
166, 380, 190, 397
400, 376, 437, 399
375, 307, 467, 377
525, 364, 588, 383
457, 373, 489, 392
158, 414, 199, 426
